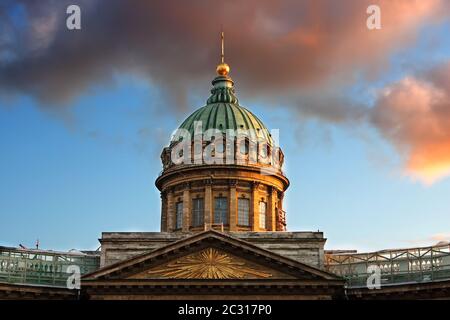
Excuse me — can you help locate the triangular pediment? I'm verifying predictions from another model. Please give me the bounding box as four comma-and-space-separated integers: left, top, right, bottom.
129, 247, 291, 280
83, 230, 341, 282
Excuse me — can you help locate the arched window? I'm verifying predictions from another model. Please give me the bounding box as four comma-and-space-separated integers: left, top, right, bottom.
175, 202, 183, 229
259, 201, 267, 229
214, 197, 228, 224
238, 198, 250, 226
192, 198, 204, 227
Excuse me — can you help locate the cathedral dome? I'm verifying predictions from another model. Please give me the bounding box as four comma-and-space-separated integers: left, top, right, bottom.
174, 75, 274, 146
156, 32, 288, 234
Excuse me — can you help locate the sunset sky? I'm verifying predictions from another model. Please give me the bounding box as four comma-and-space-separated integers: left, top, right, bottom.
1, 0, 450, 252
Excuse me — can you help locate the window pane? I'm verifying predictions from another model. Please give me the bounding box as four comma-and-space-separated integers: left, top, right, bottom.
214, 197, 228, 224
238, 198, 250, 226
259, 201, 266, 229
176, 202, 183, 229
192, 198, 204, 227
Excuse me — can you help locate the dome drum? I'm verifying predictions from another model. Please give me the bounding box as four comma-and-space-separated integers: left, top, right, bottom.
158, 175, 287, 233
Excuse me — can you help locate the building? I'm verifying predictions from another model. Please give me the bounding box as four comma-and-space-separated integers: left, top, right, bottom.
81, 37, 345, 299
1, 35, 450, 300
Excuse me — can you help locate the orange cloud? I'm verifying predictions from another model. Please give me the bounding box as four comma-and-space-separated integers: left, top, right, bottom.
371, 63, 450, 184
0, 0, 448, 108
430, 233, 450, 242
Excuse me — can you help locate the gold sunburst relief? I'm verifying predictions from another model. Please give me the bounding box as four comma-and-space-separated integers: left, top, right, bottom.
145, 248, 272, 279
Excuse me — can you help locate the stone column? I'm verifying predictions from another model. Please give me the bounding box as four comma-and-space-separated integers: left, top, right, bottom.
277, 191, 286, 231
182, 184, 191, 232
229, 180, 237, 231
204, 179, 213, 229
252, 182, 260, 231
160, 192, 167, 232
268, 187, 277, 231
166, 189, 174, 232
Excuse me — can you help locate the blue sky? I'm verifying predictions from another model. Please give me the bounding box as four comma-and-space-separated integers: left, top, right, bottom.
1, 1, 450, 252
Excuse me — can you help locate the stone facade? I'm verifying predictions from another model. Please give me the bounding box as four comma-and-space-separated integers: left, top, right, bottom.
83, 230, 344, 300
156, 166, 289, 233
100, 231, 326, 269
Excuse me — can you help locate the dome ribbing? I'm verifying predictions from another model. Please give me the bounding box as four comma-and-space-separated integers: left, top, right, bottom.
174, 75, 274, 146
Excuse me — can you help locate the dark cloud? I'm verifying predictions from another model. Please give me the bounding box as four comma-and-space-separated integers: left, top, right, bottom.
0, 0, 447, 118
2, 0, 450, 184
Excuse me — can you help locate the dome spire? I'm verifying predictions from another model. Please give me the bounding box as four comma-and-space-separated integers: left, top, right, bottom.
216, 30, 230, 76
221, 30, 224, 64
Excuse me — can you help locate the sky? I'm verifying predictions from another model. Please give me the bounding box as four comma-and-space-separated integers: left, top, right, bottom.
1, 0, 450, 252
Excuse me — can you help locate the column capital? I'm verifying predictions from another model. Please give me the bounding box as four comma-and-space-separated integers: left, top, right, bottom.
164, 186, 174, 194
183, 182, 191, 190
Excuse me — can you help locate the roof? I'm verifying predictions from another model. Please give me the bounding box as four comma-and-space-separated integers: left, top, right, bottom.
83, 229, 342, 282
173, 75, 274, 146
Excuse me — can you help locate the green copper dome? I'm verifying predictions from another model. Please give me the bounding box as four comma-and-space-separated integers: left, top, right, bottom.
175, 75, 274, 145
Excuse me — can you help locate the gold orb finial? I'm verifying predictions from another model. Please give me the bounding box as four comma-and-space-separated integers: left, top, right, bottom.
216, 30, 230, 76
216, 62, 230, 76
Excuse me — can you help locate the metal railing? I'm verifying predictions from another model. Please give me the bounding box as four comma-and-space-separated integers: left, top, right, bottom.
0, 246, 100, 287
325, 242, 450, 288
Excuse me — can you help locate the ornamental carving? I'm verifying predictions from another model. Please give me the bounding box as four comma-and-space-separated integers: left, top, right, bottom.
145, 248, 272, 279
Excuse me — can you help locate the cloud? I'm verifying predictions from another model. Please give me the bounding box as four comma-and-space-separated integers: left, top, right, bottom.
405, 233, 450, 247
430, 233, 450, 243
1, 0, 450, 184
0, 0, 447, 114
371, 61, 450, 184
